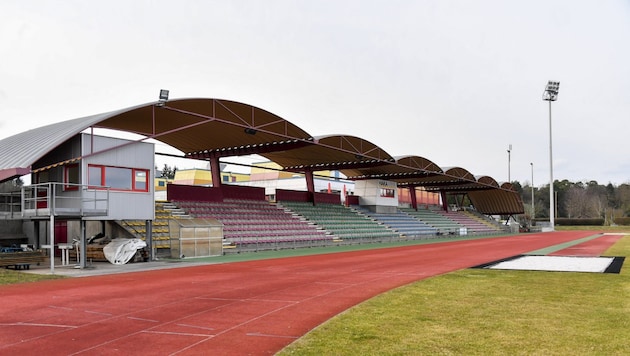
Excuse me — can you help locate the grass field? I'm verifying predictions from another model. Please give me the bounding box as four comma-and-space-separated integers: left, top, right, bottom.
0, 268, 65, 285
279, 232, 630, 355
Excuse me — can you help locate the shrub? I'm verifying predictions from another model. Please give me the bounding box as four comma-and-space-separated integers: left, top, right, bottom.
613, 217, 630, 226
555, 218, 604, 226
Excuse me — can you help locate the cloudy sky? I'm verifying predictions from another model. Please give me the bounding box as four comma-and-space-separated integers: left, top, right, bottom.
1, 1, 629, 186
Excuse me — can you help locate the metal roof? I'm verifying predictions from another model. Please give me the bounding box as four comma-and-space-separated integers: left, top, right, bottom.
0, 97, 524, 214
0, 110, 128, 181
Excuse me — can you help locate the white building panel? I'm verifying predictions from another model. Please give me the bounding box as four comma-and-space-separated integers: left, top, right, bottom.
355, 179, 398, 213
81, 134, 154, 220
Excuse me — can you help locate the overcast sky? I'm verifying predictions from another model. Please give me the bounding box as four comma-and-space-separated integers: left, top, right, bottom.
1, 1, 629, 186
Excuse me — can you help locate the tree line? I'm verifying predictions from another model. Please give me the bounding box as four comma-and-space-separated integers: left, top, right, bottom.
511, 179, 630, 224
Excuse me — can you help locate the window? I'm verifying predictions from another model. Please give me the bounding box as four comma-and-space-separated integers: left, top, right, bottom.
36, 170, 49, 184
106, 167, 132, 190
64, 163, 80, 190
88, 166, 102, 187
380, 188, 395, 198
88, 164, 149, 192
134, 170, 147, 191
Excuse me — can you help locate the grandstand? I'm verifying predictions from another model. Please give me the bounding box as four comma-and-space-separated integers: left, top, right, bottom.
0, 97, 523, 269
118, 190, 507, 257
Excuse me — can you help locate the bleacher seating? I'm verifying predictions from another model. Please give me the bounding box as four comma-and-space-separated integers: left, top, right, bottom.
399, 207, 462, 235
279, 201, 400, 241
461, 210, 505, 233
121, 201, 179, 257
354, 207, 437, 237
121, 196, 506, 258
433, 210, 494, 234
400, 207, 504, 235
175, 199, 332, 249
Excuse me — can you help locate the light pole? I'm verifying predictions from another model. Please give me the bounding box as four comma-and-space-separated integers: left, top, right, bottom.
507, 144, 512, 183
543, 81, 560, 230
530, 162, 534, 220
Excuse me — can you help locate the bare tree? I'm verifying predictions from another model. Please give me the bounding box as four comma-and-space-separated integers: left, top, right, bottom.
565, 186, 597, 218
0, 178, 24, 193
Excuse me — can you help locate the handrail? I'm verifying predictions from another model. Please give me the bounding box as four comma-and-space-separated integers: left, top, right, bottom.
20, 182, 110, 217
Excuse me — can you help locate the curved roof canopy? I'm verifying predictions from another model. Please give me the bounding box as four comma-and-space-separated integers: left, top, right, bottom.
0, 98, 524, 215
263, 134, 395, 174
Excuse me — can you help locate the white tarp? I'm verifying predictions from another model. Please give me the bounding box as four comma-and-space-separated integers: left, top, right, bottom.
103, 238, 147, 265
489, 255, 614, 273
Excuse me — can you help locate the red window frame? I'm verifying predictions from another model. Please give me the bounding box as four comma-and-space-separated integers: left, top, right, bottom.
87, 164, 150, 192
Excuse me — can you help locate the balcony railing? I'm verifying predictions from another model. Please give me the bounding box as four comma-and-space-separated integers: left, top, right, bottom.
19, 182, 110, 218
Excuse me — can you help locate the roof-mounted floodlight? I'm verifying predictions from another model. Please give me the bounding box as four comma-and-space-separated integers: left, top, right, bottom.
542, 81, 560, 101
157, 89, 169, 106
159, 89, 169, 101
244, 128, 258, 135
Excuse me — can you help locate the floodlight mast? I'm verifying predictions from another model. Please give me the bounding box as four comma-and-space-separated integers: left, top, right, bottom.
530, 162, 535, 221
507, 144, 512, 183
542, 81, 559, 231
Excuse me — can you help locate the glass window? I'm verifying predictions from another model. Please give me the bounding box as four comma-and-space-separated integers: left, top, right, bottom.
380, 188, 395, 198
88, 165, 148, 192
64, 164, 80, 190
134, 170, 147, 191
37, 170, 49, 184
105, 167, 132, 190
88, 166, 102, 187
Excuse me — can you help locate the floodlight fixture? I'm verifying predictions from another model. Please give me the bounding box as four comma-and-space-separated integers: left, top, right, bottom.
159, 89, 169, 102
542, 81, 560, 101
244, 127, 258, 135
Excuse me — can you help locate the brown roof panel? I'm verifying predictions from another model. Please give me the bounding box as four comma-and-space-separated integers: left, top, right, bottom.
96, 99, 314, 157
265, 134, 395, 173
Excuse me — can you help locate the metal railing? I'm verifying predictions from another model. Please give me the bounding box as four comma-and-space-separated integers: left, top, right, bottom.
21, 182, 110, 217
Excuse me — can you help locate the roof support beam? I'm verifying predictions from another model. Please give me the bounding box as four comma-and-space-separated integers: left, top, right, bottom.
284, 159, 389, 173
304, 169, 315, 204
187, 140, 312, 160
409, 186, 418, 211
209, 153, 222, 188
441, 191, 448, 211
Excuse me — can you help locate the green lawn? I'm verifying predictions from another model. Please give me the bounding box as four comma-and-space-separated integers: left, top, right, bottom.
0, 268, 66, 285
279, 234, 630, 355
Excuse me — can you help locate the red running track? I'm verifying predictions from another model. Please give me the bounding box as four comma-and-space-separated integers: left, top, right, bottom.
550, 233, 623, 256
0, 231, 607, 355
